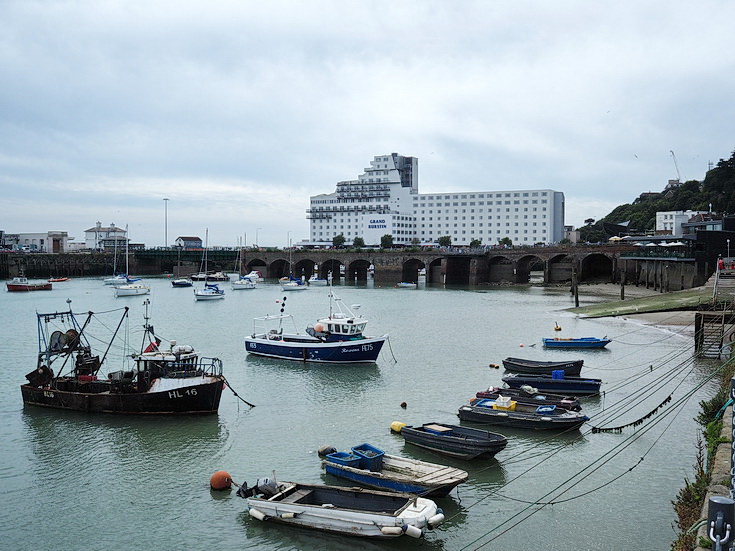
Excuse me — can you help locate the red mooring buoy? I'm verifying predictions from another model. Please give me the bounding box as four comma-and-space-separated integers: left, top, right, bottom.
210, 470, 233, 490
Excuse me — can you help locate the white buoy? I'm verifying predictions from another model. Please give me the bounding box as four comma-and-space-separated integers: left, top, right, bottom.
280, 512, 297, 519
380, 526, 404, 536
249, 508, 267, 521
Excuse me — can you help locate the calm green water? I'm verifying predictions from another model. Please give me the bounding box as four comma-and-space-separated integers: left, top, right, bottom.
0, 277, 717, 550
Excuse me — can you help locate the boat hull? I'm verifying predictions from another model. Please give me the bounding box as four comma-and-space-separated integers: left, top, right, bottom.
20, 377, 224, 414
244, 335, 387, 363
502, 374, 602, 396
114, 285, 150, 296
475, 387, 581, 411
502, 357, 583, 376
322, 452, 467, 497
542, 338, 610, 349
458, 404, 588, 430
7, 283, 52, 291
399, 423, 508, 460
246, 482, 439, 539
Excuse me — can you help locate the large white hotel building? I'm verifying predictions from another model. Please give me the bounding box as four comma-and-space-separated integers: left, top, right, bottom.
307, 153, 565, 247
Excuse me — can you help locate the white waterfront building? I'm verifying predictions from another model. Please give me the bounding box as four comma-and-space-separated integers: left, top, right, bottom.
656, 210, 708, 237
308, 153, 565, 247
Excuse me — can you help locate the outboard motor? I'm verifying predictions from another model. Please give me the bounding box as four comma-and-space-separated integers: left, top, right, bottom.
236, 477, 279, 499
256, 477, 278, 497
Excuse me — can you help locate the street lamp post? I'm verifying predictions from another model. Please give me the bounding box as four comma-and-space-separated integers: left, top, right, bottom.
728, 239, 731, 259
163, 198, 169, 248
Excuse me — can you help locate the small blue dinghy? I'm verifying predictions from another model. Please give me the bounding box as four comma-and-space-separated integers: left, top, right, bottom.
318, 443, 468, 497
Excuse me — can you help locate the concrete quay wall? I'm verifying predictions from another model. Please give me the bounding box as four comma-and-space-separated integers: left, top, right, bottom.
695, 406, 732, 551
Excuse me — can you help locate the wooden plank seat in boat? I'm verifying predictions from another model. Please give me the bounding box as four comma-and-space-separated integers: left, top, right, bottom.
280, 488, 314, 503
414, 465, 467, 484
423, 424, 453, 434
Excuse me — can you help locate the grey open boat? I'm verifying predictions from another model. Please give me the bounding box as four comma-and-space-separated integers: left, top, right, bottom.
502, 357, 583, 376
391, 421, 508, 460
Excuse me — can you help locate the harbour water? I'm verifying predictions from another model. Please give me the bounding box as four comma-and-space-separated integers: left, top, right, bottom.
0, 277, 717, 550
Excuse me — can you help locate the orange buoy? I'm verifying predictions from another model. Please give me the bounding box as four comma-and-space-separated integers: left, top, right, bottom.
210, 470, 233, 490
519, 343, 524, 347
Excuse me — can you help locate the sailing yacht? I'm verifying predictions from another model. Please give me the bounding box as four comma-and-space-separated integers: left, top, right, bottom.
232, 238, 257, 290
279, 240, 307, 291
194, 229, 225, 301
103, 233, 137, 285
114, 226, 150, 296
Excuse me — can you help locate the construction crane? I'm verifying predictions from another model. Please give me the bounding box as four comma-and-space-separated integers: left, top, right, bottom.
670, 150, 685, 182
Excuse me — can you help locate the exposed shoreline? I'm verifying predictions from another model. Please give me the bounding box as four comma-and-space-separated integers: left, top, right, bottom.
571, 282, 697, 333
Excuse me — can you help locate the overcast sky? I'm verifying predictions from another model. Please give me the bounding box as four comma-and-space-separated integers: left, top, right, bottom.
2, 1, 734, 248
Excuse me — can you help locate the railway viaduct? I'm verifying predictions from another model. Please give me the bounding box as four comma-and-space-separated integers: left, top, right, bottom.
1, 245, 706, 291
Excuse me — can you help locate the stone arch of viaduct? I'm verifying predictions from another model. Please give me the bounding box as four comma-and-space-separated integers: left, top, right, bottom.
239, 249, 618, 285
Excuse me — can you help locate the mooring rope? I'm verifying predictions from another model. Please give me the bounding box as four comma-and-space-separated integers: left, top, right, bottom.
222, 375, 255, 408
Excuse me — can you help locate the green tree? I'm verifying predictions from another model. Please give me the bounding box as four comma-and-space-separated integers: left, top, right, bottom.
380, 234, 394, 248
498, 237, 513, 247
437, 235, 452, 247
352, 236, 365, 248
332, 233, 346, 248
469, 238, 482, 248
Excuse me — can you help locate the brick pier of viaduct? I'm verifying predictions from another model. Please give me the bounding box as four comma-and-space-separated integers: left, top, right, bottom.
1, 245, 711, 291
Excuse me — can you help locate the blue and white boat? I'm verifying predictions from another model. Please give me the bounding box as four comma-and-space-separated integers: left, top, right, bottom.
193, 229, 225, 301
319, 443, 468, 497
244, 291, 388, 363
542, 337, 611, 349
232, 276, 257, 290
280, 274, 308, 291
104, 273, 141, 286
194, 283, 225, 301
308, 273, 330, 286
